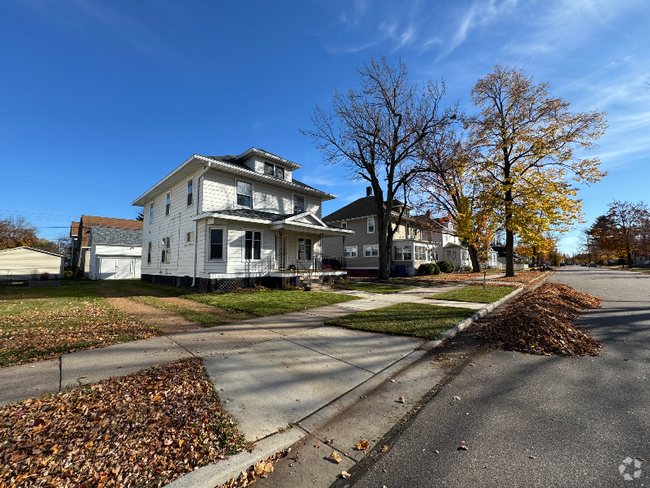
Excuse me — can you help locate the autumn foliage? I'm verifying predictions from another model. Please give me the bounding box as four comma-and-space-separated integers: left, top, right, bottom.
0, 358, 250, 487
480, 283, 602, 356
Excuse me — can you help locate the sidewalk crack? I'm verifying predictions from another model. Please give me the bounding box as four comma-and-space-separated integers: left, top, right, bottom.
281, 337, 376, 375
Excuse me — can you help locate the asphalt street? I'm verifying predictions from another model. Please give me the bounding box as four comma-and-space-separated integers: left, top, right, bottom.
336, 267, 650, 488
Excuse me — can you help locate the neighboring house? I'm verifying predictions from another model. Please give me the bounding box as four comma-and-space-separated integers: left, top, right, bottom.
70, 216, 143, 277
492, 246, 527, 269
88, 226, 142, 280
131, 147, 352, 291
0, 247, 64, 282
321, 191, 439, 277
70, 221, 80, 269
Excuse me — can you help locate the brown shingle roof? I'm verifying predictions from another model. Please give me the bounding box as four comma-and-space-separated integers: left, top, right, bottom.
323, 197, 411, 223
70, 221, 80, 238
79, 215, 143, 247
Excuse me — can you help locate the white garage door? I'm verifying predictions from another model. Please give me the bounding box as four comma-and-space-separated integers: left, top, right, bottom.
99, 258, 140, 280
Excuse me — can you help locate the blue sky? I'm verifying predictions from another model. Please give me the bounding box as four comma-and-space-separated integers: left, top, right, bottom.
1, 0, 648, 254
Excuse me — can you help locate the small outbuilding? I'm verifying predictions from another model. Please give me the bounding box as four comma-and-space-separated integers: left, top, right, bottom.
88, 226, 142, 280
0, 247, 64, 282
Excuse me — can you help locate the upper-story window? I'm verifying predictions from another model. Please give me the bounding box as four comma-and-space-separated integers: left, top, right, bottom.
293, 194, 305, 214
367, 218, 375, 234
149, 203, 154, 223
237, 181, 253, 208
187, 179, 193, 206
406, 223, 411, 238
341, 221, 347, 229
165, 193, 171, 216
264, 162, 285, 180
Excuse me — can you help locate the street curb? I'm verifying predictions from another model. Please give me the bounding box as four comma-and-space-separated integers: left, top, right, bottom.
419, 285, 526, 351
164, 285, 529, 488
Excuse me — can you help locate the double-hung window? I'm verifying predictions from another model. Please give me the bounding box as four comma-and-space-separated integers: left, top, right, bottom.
363, 244, 379, 257
165, 193, 171, 216
210, 229, 224, 260
293, 194, 305, 214
244, 231, 261, 260
298, 238, 312, 260
344, 246, 357, 258
187, 179, 193, 206
367, 218, 375, 233
161, 237, 171, 263
149, 203, 154, 223
394, 246, 403, 260
237, 181, 253, 208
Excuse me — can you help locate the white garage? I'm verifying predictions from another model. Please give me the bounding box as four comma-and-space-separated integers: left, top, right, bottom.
88, 226, 142, 280
0, 247, 64, 281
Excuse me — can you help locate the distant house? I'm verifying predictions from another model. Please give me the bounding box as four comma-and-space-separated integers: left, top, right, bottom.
88, 226, 142, 280
131, 147, 352, 291
70, 216, 143, 277
321, 191, 439, 277
0, 247, 64, 282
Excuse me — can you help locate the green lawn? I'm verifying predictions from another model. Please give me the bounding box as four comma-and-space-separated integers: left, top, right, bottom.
335, 282, 414, 294
427, 285, 518, 303
187, 289, 359, 316
130, 295, 254, 327
326, 303, 476, 340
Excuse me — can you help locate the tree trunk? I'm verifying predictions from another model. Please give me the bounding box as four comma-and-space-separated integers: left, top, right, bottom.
505, 229, 515, 277
468, 244, 481, 273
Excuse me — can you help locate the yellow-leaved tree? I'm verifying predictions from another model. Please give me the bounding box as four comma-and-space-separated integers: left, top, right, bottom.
469, 65, 607, 276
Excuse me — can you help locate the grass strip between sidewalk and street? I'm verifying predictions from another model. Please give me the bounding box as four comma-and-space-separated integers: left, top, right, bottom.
427, 285, 518, 303
326, 303, 476, 340
187, 289, 360, 316
0, 357, 250, 487
334, 282, 415, 294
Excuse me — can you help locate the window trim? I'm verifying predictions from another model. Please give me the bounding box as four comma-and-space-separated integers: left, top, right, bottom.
149, 202, 154, 223
297, 236, 313, 261
242, 229, 262, 261
344, 245, 357, 258
161, 236, 171, 263
363, 244, 379, 257
165, 192, 171, 216
236, 180, 253, 209
185, 231, 195, 245
208, 227, 226, 261
293, 194, 306, 214
263, 161, 285, 180
187, 179, 193, 206
340, 221, 347, 229
367, 218, 375, 234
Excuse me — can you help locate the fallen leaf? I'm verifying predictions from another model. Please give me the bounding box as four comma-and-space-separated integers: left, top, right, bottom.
398, 396, 406, 404
329, 451, 342, 464
355, 440, 370, 451
381, 445, 389, 452
341, 471, 351, 479
458, 445, 468, 451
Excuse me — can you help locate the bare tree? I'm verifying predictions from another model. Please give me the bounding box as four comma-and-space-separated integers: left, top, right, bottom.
303, 56, 456, 278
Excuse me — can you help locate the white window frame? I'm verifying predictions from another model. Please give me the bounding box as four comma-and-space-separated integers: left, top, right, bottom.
394, 245, 403, 261
293, 194, 306, 214
297, 237, 313, 261
161, 237, 171, 263
341, 221, 347, 229
403, 245, 412, 260
187, 179, 193, 206
149, 202, 154, 223
242, 229, 262, 261
363, 244, 379, 257
186, 231, 195, 245
236, 180, 253, 208
165, 192, 171, 216
208, 227, 226, 261
263, 162, 285, 180
344, 245, 357, 258
415, 245, 427, 261
367, 218, 375, 234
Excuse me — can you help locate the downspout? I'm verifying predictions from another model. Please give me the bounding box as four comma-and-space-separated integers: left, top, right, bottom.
192, 161, 213, 288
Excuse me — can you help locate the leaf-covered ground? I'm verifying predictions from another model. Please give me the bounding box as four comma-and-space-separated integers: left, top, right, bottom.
491, 270, 547, 284
479, 282, 603, 356
0, 300, 157, 367
0, 358, 250, 487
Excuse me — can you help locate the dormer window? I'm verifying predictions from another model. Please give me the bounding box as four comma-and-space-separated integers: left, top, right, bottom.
264, 162, 285, 180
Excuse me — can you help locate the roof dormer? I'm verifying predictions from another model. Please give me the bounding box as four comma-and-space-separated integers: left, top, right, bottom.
235, 147, 300, 183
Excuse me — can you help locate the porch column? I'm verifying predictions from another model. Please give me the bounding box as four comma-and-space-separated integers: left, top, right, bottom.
278, 228, 284, 270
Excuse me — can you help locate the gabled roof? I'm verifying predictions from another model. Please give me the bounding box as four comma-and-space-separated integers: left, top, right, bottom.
79, 216, 143, 247
88, 226, 143, 247
0, 246, 63, 258
322, 196, 414, 224
70, 221, 80, 238
131, 148, 335, 207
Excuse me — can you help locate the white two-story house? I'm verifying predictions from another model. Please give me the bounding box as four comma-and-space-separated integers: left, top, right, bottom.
131, 148, 352, 291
